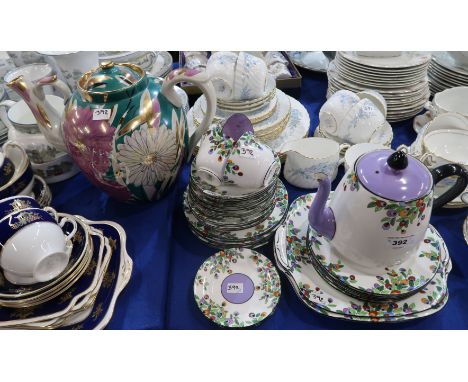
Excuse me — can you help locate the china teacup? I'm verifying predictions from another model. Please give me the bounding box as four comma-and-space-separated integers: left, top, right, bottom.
282, 137, 349, 189
0, 207, 76, 285
0, 152, 15, 187
425, 87, 468, 120
206, 51, 238, 101
0, 142, 34, 199
233, 52, 268, 101
356, 90, 387, 118
223, 133, 279, 189
196, 114, 255, 186
0, 195, 40, 219
319, 90, 360, 138
422, 129, 468, 169
338, 98, 386, 144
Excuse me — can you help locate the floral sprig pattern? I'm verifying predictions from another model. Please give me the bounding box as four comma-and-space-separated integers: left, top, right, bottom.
342, 171, 360, 191
249, 254, 281, 309
367, 193, 432, 233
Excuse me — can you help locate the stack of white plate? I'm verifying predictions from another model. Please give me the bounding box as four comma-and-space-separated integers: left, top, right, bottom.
0, 212, 132, 329
428, 52, 468, 95
328, 52, 431, 122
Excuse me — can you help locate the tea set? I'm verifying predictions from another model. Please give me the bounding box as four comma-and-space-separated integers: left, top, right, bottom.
1, 51, 468, 329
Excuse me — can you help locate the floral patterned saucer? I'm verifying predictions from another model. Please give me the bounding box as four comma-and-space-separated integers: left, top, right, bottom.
183, 180, 288, 248
273, 193, 450, 322
194, 248, 281, 328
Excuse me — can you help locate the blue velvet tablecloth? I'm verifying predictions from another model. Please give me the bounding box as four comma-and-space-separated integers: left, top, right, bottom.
51, 68, 468, 329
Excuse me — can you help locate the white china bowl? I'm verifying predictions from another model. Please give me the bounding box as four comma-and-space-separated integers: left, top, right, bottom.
429, 86, 468, 118
423, 129, 468, 166
425, 112, 468, 135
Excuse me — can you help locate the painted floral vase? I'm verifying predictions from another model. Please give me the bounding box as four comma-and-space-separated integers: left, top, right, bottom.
7, 62, 216, 202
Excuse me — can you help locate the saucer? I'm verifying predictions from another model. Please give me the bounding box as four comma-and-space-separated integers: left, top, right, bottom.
184, 180, 288, 248
273, 193, 450, 322
62, 219, 132, 330
306, 192, 442, 298
194, 248, 281, 328
0, 221, 108, 326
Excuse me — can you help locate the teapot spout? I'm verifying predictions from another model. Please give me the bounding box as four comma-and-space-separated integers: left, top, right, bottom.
7, 75, 67, 152
308, 173, 336, 240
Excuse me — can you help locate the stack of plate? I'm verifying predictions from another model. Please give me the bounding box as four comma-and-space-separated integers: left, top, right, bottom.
428, 52, 468, 95
274, 193, 451, 323
187, 78, 310, 158
328, 52, 431, 122
184, 160, 288, 249
0, 212, 132, 329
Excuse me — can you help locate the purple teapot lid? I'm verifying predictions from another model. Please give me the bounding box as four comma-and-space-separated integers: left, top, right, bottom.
355, 149, 432, 201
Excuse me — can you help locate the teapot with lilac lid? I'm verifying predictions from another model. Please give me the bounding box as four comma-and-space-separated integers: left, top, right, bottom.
308, 149, 468, 271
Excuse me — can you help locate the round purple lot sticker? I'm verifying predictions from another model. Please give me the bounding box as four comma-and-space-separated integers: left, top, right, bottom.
221, 273, 255, 304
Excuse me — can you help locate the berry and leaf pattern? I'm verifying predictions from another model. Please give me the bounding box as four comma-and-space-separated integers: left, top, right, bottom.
342, 171, 360, 191
281, 193, 449, 322
367, 193, 432, 233
194, 248, 281, 328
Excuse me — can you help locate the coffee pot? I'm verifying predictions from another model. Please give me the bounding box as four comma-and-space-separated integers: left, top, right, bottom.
7, 63, 216, 202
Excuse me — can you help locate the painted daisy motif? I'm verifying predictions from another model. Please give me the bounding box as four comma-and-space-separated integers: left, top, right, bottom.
116, 124, 178, 186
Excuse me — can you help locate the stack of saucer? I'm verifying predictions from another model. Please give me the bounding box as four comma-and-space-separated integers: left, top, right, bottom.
328, 52, 431, 122
428, 52, 468, 95
1, 142, 51, 208
184, 161, 288, 249
0, 203, 132, 329
274, 193, 451, 323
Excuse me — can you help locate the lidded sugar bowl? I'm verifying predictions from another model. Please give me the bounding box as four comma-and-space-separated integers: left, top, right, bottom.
7, 62, 216, 202
308, 149, 468, 271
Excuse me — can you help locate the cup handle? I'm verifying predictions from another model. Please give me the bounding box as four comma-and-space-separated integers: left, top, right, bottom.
59, 217, 78, 242
0, 100, 16, 130
161, 68, 216, 159
37, 75, 72, 101
420, 152, 436, 166
1, 141, 28, 171
338, 143, 351, 165
424, 100, 436, 117
431, 164, 468, 209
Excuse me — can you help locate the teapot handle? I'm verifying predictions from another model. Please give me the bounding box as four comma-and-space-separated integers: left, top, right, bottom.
37, 75, 72, 101
431, 163, 468, 209
161, 68, 216, 159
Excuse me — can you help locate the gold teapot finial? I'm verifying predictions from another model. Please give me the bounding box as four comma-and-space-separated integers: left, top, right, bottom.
100, 61, 115, 70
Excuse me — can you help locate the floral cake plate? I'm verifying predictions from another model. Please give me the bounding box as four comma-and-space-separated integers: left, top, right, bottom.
194, 248, 281, 328
273, 193, 450, 322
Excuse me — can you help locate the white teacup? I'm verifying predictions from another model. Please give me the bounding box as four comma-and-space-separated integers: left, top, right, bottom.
233, 52, 268, 101
223, 135, 279, 189
338, 98, 385, 144
206, 51, 238, 101
283, 137, 349, 189
319, 90, 360, 138
343, 142, 387, 172
425, 86, 468, 120
422, 129, 468, 169
0, 207, 76, 285
356, 90, 387, 118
